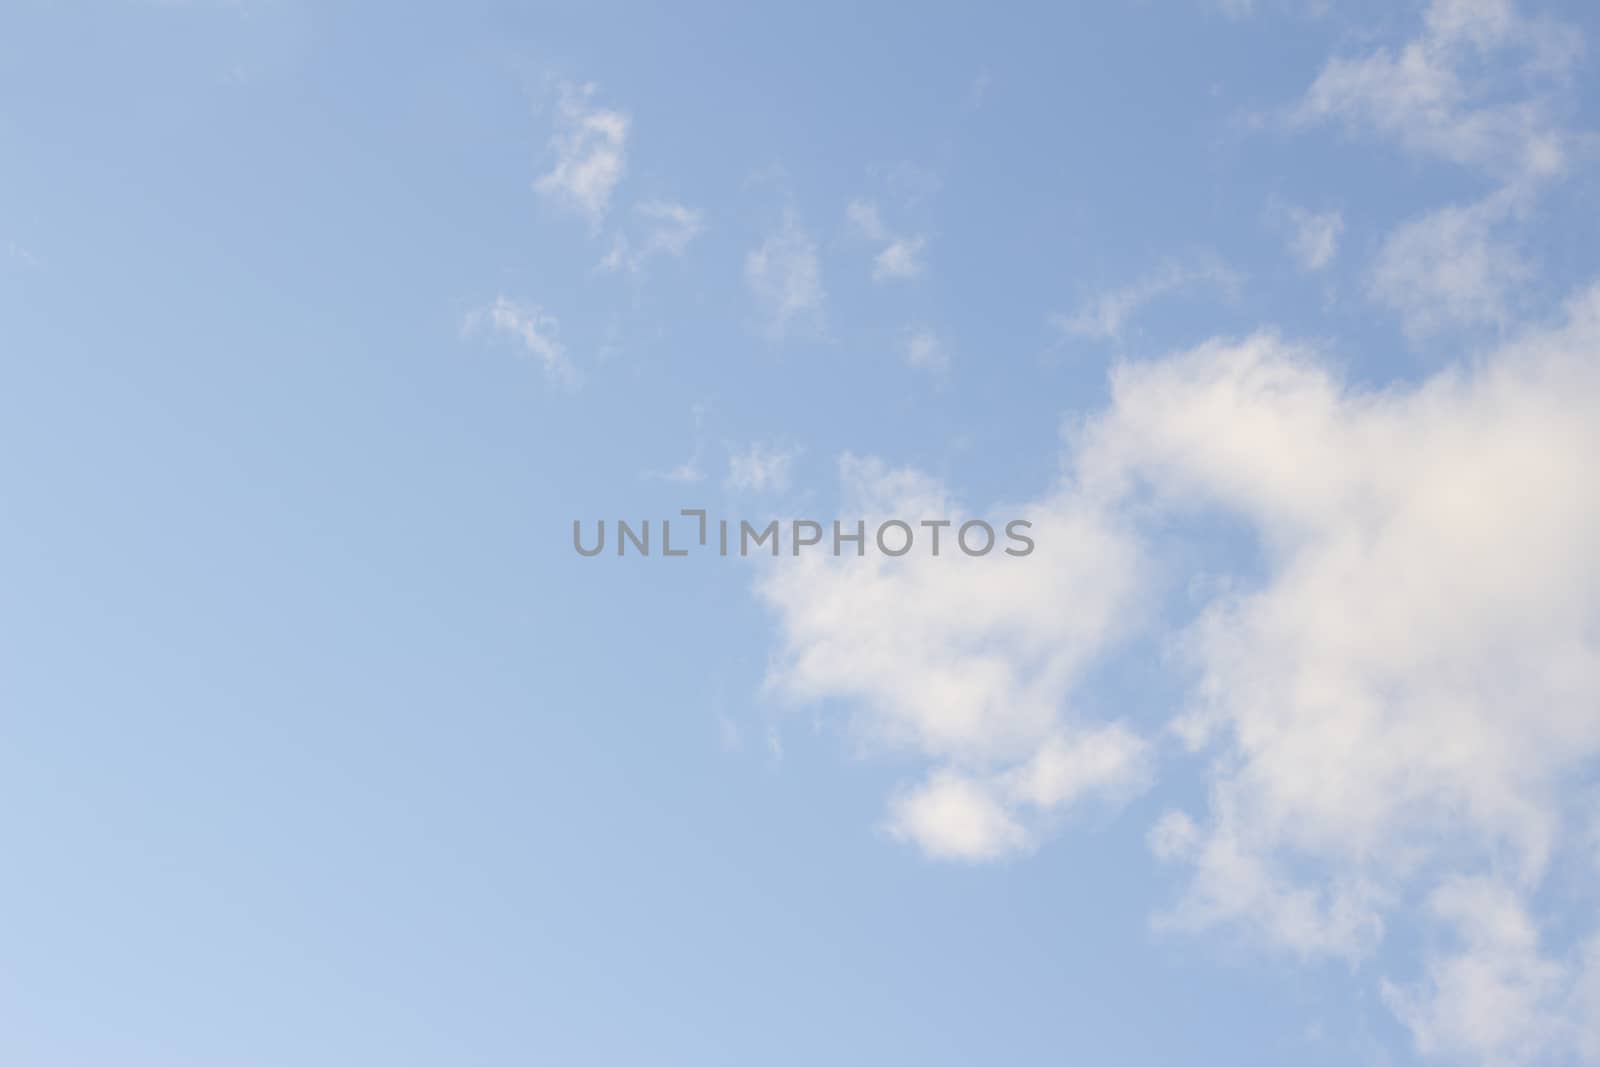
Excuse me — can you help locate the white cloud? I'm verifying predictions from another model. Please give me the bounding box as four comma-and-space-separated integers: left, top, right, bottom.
745, 212, 824, 336
846, 199, 928, 281
1003, 724, 1150, 811
845, 199, 885, 239
464, 296, 578, 386
1292, 1, 1584, 341
1577, 937, 1600, 1062
874, 237, 927, 281
1149, 810, 1385, 960
902, 327, 950, 373
1052, 259, 1241, 343
725, 442, 799, 493
883, 725, 1149, 861
599, 199, 703, 273
1083, 288, 1600, 1050
535, 82, 629, 224
1292, 0, 1579, 182
1369, 191, 1529, 339
650, 460, 705, 484
1147, 811, 1199, 862
886, 771, 1030, 862
882, 726, 1154, 863
1382, 879, 1569, 1066
756, 283, 1600, 1054
1085, 300, 1600, 870
756, 454, 1151, 862
1281, 205, 1343, 271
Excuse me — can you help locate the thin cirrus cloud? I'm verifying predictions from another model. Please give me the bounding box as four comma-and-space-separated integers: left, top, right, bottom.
463, 296, 578, 387
1051, 258, 1241, 343
724, 442, 799, 493
599, 199, 704, 274
645, 453, 706, 485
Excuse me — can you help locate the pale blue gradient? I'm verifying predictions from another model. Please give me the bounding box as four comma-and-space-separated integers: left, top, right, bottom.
2, 3, 1598, 1065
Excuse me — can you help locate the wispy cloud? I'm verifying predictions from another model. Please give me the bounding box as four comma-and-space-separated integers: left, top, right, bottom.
1051, 258, 1241, 342
1288, 1, 1586, 341
725, 441, 799, 493
846, 199, 928, 281
1381, 878, 1568, 1066
1369, 190, 1530, 339
1291, 0, 1579, 183
6, 240, 38, 269
463, 296, 578, 387
1278, 205, 1344, 271
535, 82, 629, 225
745, 211, 824, 337
599, 199, 703, 274
902, 327, 950, 374
650, 460, 705, 484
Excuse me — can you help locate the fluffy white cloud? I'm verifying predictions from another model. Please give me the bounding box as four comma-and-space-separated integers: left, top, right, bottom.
745, 212, 824, 336
756, 454, 1151, 861
1003, 724, 1150, 811
535, 83, 629, 224
757, 284, 1600, 1059
1051, 258, 1240, 343
464, 296, 578, 386
886, 771, 1029, 862
886, 727, 1152, 861
1094, 287, 1600, 1057
1087, 296, 1599, 844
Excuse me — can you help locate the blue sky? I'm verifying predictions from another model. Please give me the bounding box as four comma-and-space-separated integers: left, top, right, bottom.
3, 1, 1600, 1064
